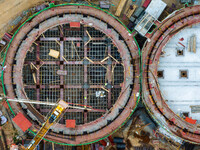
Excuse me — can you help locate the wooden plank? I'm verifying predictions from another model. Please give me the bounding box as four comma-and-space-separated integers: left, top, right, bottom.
49, 49, 60, 58
30, 64, 37, 84
192, 35, 196, 53
188, 35, 196, 53
188, 37, 191, 52
115, 0, 128, 16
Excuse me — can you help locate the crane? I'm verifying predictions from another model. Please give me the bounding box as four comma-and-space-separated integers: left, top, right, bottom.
18, 100, 68, 150
0, 97, 96, 150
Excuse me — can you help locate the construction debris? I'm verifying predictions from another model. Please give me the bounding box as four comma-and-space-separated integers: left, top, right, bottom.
30, 64, 36, 84
0, 111, 7, 126
100, 1, 110, 9
49, 49, 60, 58
57, 70, 67, 75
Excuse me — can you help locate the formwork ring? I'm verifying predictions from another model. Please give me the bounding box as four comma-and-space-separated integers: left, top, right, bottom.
143, 5, 200, 144
2, 4, 140, 145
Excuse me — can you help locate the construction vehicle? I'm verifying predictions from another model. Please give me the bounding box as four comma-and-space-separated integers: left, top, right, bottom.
1, 97, 97, 150
19, 100, 68, 150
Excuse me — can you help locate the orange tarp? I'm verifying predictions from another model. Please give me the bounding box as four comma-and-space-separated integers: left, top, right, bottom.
66, 119, 76, 128
12, 112, 32, 132
185, 117, 197, 124
70, 22, 80, 28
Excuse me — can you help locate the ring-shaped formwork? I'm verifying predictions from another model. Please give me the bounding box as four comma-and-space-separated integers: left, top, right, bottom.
142, 5, 200, 144
2, 4, 140, 145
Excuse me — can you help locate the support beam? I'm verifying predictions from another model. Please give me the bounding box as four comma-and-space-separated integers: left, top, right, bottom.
60, 25, 64, 100
107, 44, 112, 109
24, 85, 121, 89
83, 28, 88, 123
36, 41, 40, 110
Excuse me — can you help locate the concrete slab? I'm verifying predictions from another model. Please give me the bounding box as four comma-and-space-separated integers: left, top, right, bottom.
158, 23, 200, 122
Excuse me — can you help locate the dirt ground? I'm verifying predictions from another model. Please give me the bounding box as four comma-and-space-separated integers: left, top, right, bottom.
0, 0, 127, 38
0, 0, 47, 38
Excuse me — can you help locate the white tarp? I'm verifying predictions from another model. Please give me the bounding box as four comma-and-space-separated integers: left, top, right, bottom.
135, 12, 155, 36
145, 0, 167, 19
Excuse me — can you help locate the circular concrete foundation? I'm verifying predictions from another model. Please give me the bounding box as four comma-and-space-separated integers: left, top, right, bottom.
143, 5, 200, 144
3, 4, 139, 145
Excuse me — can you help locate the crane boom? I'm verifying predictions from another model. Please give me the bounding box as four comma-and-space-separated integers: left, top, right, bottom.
3, 98, 100, 149
25, 100, 68, 150
0, 97, 57, 105
3, 97, 96, 111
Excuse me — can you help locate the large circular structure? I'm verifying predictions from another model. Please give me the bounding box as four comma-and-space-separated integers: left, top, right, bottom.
2, 4, 139, 145
143, 5, 200, 144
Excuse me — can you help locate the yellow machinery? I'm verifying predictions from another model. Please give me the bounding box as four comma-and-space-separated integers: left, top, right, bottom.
5, 97, 94, 150
20, 100, 68, 150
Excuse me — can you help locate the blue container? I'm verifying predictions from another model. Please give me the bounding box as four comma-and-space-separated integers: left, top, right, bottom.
113, 137, 124, 143
116, 143, 126, 150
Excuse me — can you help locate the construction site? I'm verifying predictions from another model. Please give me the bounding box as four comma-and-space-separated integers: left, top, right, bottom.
0, 0, 200, 150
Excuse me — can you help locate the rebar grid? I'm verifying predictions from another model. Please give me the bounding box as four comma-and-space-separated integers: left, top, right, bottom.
39, 89, 60, 111
111, 45, 122, 61
113, 64, 124, 84
63, 112, 84, 125
63, 65, 84, 85
23, 65, 36, 85
25, 45, 37, 61
23, 23, 124, 125
25, 89, 37, 100
88, 88, 108, 109
64, 88, 84, 105
40, 65, 60, 85
64, 24, 84, 37
87, 27, 105, 38
87, 112, 104, 123
63, 41, 84, 61
88, 40, 107, 61
88, 64, 107, 85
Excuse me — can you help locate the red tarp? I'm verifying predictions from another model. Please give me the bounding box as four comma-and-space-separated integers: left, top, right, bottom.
99, 140, 107, 146
12, 112, 32, 132
66, 119, 76, 128
143, 0, 151, 8
185, 117, 197, 124
99, 146, 104, 150
171, 118, 176, 124
108, 135, 114, 146
70, 22, 80, 28
2, 101, 9, 109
